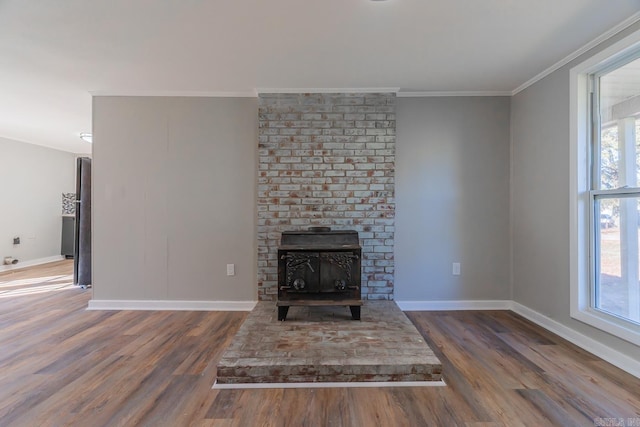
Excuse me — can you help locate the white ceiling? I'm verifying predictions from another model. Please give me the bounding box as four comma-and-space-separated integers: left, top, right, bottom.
1, 1, 639, 154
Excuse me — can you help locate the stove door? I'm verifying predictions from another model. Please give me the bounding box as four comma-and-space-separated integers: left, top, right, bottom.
319, 252, 359, 293
280, 252, 320, 293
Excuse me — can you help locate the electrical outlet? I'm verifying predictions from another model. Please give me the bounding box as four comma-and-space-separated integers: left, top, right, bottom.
452, 262, 461, 276
226, 264, 235, 276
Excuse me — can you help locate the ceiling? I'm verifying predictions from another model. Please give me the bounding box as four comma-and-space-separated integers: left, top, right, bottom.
1, 1, 639, 154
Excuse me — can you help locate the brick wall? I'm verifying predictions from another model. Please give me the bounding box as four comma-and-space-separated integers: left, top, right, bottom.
257, 93, 395, 301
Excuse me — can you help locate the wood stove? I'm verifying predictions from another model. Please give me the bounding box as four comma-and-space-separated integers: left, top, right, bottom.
277, 227, 362, 321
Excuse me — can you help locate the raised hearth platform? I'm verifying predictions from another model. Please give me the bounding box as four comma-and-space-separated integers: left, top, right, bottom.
215, 301, 442, 387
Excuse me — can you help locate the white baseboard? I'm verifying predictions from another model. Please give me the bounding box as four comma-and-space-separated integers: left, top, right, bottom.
509, 302, 640, 379
87, 299, 257, 311
0, 255, 65, 273
396, 300, 511, 311
396, 299, 639, 379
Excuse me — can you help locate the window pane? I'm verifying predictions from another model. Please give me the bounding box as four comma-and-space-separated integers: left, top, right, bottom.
595, 196, 640, 323
599, 126, 620, 189
598, 56, 640, 190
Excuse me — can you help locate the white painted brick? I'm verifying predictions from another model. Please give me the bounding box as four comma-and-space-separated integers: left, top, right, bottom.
354, 136, 376, 143
332, 164, 354, 170
313, 164, 333, 170
355, 121, 376, 128
323, 156, 345, 163
354, 164, 375, 170
301, 198, 323, 204
346, 184, 368, 190
334, 205, 354, 211
301, 157, 323, 163
355, 204, 374, 211
292, 164, 313, 170
347, 143, 367, 149
269, 164, 291, 171
344, 113, 366, 120
376, 136, 396, 143
326, 184, 346, 191
324, 198, 346, 205
344, 211, 366, 218
258, 93, 395, 301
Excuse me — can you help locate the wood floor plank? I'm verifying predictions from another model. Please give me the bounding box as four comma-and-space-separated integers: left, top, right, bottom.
1, 260, 639, 426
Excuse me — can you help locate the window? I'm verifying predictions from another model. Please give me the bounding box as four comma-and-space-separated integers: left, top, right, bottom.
571, 29, 640, 345
592, 59, 640, 325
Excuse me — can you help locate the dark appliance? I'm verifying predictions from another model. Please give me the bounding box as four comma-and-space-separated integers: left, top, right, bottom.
74, 157, 91, 289
61, 216, 75, 258
277, 227, 362, 321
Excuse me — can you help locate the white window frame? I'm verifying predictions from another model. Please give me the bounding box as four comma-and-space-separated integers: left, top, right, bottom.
570, 28, 640, 346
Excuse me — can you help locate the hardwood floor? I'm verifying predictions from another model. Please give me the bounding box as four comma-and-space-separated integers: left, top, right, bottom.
1, 261, 639, 426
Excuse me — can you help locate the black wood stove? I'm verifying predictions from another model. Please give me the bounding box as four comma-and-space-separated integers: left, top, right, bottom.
277, 227, 362, 321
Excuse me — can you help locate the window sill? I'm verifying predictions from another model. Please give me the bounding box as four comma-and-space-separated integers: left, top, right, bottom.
571, 307, 640, 347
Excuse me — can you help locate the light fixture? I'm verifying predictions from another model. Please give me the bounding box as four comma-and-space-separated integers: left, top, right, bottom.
79, 132, 93, 143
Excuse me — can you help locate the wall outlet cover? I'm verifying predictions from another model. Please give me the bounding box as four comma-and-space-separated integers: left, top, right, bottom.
452, 262, 461, 276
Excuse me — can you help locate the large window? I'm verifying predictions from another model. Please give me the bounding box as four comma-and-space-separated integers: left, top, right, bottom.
592, 59, 640, 325
571, 29, 640, 345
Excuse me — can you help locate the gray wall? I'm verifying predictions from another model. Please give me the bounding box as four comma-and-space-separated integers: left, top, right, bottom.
395, 97, 511, 301
92, 97, 257, 301
511, 22, 640, 359
0, 137, 75, 265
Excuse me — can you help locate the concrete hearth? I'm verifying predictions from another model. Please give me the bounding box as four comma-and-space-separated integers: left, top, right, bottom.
215, 301, 442, 387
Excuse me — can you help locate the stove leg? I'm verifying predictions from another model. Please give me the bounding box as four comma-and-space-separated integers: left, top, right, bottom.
349, 305, 361, 320
278, 306, 289, 321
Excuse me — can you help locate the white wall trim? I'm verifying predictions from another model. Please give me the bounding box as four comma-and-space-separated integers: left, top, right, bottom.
397, 91, 511, 98
512, 11, 640, 95
91, 88, 405, 98
87, 299, 257, 311
510, 302, 640, 379
396, 299, 639, 379
0, 255, 64, 273
256, 88, 400, 94
396, 300, 512, 311
89, 90, 258, 98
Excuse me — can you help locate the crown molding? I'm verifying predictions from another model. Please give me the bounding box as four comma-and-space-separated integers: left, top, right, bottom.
89, 90, 258, 98
256, 88, 400, 94
512, 11, 640, 95
397, 91, 511, 98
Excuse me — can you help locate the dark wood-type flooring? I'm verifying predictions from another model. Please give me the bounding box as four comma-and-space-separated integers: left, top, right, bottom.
1, 260, 639, 426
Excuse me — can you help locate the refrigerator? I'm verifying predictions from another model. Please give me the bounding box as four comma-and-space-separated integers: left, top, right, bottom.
74, 157, 91, 288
